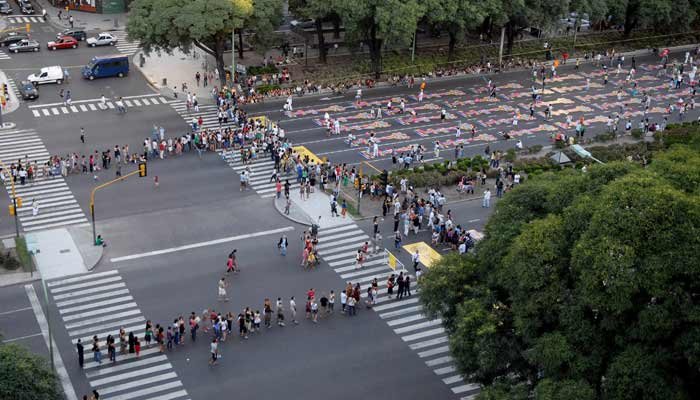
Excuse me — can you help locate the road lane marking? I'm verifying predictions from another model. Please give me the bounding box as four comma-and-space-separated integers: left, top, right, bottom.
110, 226, 295, 263
26, 284, 78, 400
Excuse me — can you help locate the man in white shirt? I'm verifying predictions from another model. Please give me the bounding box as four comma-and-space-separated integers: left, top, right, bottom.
411, 250, 420, 271
483, 188, 491, 208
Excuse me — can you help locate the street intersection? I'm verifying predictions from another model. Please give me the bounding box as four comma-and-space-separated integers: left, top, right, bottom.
0, 13, 697, 398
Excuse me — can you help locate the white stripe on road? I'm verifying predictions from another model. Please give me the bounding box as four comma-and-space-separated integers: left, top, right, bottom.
49, 276, 122, 293
386, 313, 426, 327
98, 372, 178, 394
25, 284, 78, 400
434, 365, 457, 375
99, 378, 181, 399
442, 375, 463, 385
110, 226, 294, 262
409, 336, 449, 351
379, 305, 423, 319
56, 289, 130, 307
373, 297, 420, 311
53, 282, 126, 300
48, 269, 119, 287
64, 309, 142, 330
426, 355, 453, 367
90, 363, 172, 386
60, 295, 134, 315
144, 389, 189, 400
61, 302, 138, 322
452, 384, 480, 394
85, 355, 168, 377
418, 345, 450, 358
68, 316, 145, 337
401, 327, 445, 342
83, 346, 160, 369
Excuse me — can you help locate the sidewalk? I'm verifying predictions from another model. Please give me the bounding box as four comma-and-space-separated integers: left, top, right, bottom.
24, 225, 103, 280
0, 70, 21, 115
274, 189, 352, 229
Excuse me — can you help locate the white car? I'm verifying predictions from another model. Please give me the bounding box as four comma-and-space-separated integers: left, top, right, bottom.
27, 66, 64, 85
87, 33, 117, 47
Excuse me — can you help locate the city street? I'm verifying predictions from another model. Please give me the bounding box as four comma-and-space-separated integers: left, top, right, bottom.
2, 8, 698, 398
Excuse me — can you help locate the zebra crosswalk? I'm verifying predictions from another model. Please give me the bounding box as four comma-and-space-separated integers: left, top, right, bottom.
29, 94, 171, 118
5, 77, 20, 99
221, 151, 299, 198
111, 31, 140, 55
169, 100, 236, 132
315, 224, 480, 399
5, 15, 46, 24
0, 128, 88, 232
0, 49, 10, 60
46, 270, 190, 400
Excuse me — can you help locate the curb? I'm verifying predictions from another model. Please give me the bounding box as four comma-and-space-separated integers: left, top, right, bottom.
0, 272, 41, 288
85, 249, 103, 271
272, 196, 315, 226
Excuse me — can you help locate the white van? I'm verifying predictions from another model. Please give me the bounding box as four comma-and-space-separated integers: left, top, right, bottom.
27, 66, 64, 85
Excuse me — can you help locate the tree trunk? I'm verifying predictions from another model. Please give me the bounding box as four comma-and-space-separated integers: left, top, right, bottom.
623, 0, 640, 36
505, 22, 515, 57
237, 29, 244, 59
332, 15, 340, 39
315, 18, 327, 63
195, 39, 227, 88
447, 30, 457, 62
368, 24, 382, 79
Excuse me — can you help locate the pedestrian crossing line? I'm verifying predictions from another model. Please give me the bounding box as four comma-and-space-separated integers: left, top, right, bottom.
6, 16, 46, 24
373, 297, 420, 311
47, 270, 189, 400
62, 303, 138, 322
90, 363, 173, 387
452, 384, 480, 394
0, 50, 10, 60
86, 355, 169, 378
53, 282, 127, 300
48, 269, 119, 287
56, 288, 130, 308
434, 365, 457, 375
29, 95, 168, 118
6, 77, 20, 100
0, 128, 88, 232
64, 309, 142, 330
317, 224, 476, 399
50, 275, 123, 293
101, 379, 183, 400
60, 295, 134, 315
111, 31, 140, 55
409, 336, 449, 351
419, 346, 451, 358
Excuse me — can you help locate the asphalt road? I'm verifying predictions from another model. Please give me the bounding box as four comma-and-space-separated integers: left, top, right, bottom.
1, 32, 698, 400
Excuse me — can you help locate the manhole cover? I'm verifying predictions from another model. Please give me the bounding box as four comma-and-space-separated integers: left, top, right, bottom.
59, 249, 71, 254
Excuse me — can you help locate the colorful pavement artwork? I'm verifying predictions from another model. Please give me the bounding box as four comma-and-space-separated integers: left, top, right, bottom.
508, 124, 559, 137
551, 83, 603, 93
547, 106, 595, 116
357, 97, 405, 108
340, 120, 391, 133
396, 113, 458, 125
360, 134, 499, 159
445, 97, 499, 108
415, 123, 475, 137
313, 112, 373, 125
470, 83, 523, 94
354, 131, 411, 146
408, 89, 466, 101
455, 105, 515, 118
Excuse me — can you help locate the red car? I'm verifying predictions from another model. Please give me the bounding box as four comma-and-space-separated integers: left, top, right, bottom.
47, 36, 78, 50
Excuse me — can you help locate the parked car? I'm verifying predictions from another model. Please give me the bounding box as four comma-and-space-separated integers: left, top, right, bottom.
290, 18, 315, 29
0, 32, 28, 47
47, 36, 78, 50
87, 32, 117, 47
19, 0, 33, 14
56, 28, 86, 41
82, 55, 129, 80
27, 65, 64, 85
0, 1, 12, 14
8, 38, 40, 53
18, 80, 38, 100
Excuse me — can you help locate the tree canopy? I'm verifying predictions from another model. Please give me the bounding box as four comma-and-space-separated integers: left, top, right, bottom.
0, 344, 62, 400
420, 141, 700, 399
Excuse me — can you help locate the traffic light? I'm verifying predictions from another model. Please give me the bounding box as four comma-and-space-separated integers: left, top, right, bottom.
8, 204, 15, 216
138, 162, 147, 177
1, 82, 6, 96
380, 169, 388, 187
16, 197, 22, 208
25, 23, 30, 33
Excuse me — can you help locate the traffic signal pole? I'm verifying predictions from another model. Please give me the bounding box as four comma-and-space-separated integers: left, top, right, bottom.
0, 159, 21, 237
90, 164, 146, 245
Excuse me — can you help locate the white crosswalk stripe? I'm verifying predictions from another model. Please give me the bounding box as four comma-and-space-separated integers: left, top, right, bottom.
111, 30, 140, 55
6, 15, 46, 24
218, 150, 299, 199
315, 224, 480, 398
6, 77, 20, 100
46, 270, 189, 400
168, 100, 238, 132
0, 128, 88, 232
0, 49, 10, 60
28, 94, 169, 118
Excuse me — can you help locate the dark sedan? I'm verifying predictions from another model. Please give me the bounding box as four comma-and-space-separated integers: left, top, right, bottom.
18, 81, 38, 100
0, 32, 29, 47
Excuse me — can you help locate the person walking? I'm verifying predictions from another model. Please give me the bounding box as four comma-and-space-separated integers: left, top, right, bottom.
340, 290, 347, 313
128, 332, 135, 353
92, 336, 102, 364
76, 339, 84, 368
290, 296, 299, 324
310, 298, 319, 323
263, 298, 273, 328
209, 338, 219, 366
80, 127, 86, 144
411, 250, 420, 272
482, 188, 491, 208
328, 290, 335, 314
217, 277, 229, 302
278, 235, 288, 256
276, 298, 286, 327
404, 275, 412, 297
387, 274, 395, 298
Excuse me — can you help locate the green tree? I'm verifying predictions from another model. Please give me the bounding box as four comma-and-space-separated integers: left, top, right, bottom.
242, 0, 284, 60
127, 0, 252, 87
425, 0, 496, 61
290, 0, 340, 64
421, 151, 700, 399
607, 0, 699, 36
0, 344, 62, 400
338, 0, 425, 78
